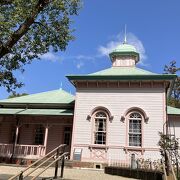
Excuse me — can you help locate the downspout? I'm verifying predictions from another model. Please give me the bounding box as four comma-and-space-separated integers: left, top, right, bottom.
165, 86, 169, 138
10, 107, 28, 163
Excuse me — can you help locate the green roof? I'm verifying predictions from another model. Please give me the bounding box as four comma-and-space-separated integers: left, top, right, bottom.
0, 108, 73, 116
67, 67, 176, 81
91, 67, 157, 76
111, 44, 137, 53
109, 44, 139, 60
0, 108, 24, 115
0, 89, 75, 105
167, 106, 180, 115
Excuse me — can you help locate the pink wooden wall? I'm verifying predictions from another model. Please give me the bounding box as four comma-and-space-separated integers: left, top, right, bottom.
168, 115, 180, 141
19, 124, 35, 145
71, 87, 166, 162
46, 125, 64, 153
0, 123, 12, 143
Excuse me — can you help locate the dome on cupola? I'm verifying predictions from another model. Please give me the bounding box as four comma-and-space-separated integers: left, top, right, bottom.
109, 43, 140, 67
112, 43, 137, 52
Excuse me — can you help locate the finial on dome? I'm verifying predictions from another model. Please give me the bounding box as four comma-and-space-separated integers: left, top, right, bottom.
123, 24, 127, 44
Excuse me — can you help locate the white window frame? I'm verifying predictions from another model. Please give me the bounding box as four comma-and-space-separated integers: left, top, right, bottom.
128, 112, 142, 147
93, 111, 107, 145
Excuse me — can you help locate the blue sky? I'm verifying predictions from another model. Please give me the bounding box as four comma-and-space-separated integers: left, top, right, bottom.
0, 0, 180, 99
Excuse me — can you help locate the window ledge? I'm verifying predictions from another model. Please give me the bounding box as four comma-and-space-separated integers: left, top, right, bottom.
124, 146, 145, 155
89, 144, 109, 152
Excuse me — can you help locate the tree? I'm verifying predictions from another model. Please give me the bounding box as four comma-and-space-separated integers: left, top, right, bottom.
0, 0, 81, 92
8, 93, 29, 98
164, 61, 180, 108
158, 132, 179, 177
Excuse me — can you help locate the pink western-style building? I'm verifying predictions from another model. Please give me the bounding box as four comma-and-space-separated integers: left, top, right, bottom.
0, 42, 179, 166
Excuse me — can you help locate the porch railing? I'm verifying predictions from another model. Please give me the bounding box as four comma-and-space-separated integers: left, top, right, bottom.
0, 143, 45, 159
0, 143, 13, 157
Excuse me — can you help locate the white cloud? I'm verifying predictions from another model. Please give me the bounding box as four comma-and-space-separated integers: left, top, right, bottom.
73, 55, 94, 69
38, 32, 148, 68
126, 33, 147, 63
61, 54, 95, 61
39, 52, 60, 62
60, 54, 96, 69
75, 55, 95, 60
98, 32, 147, 65
98, 41, 120, 57
76, 61, 84, 69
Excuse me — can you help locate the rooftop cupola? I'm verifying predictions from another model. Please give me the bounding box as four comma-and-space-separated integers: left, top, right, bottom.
109, 43, 140, 67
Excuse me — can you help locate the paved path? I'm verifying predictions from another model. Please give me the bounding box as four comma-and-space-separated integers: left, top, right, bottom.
0, 165, 137, 180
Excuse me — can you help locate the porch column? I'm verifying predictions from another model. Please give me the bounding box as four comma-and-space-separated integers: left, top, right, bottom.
11, 117, 20, 162
14, 125, 19, 146
44, 125, 49, 154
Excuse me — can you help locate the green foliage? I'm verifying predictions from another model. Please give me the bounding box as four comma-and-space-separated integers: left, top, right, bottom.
0, 0, 81, 92
164, 61, 180, 108
8, 93, 29, 98
158, 131, 180, 178
158, 132, 179, 152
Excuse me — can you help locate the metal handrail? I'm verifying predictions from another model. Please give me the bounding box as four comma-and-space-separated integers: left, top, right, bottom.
23, 152, 56, 178
9, 144, 67, 180
31, 152, 69, 180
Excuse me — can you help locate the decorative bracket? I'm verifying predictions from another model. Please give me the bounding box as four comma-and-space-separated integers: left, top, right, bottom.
86, 115, 91, 121
120, 116, 125, 123
144, 117, 149, 124
109, 116, 114, 122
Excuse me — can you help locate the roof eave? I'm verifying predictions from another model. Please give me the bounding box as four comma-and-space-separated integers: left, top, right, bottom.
66, 74, 176, 81
0, 102, 75, 108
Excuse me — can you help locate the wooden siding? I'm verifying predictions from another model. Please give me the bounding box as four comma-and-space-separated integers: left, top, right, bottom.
168, 115, 180, 141
72, 88, 165, 161
0, 117, 15, 144
143, 151, 161, 161
46, 125, 64, 153
19, 124, 35, 145
112, 58, 136, 67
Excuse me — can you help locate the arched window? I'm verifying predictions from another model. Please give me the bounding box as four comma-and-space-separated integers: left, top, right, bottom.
129, 112, 142, 146
94, 111, 107, 145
